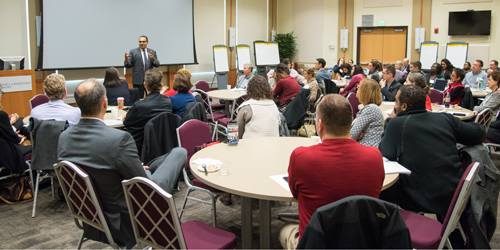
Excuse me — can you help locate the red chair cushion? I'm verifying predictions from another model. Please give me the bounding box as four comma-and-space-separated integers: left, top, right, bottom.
399, 209, 442, 249
181, 220, 237, 249
207, 112, 227, 122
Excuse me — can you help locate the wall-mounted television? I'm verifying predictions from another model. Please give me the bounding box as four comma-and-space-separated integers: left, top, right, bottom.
448, 10, 491, 36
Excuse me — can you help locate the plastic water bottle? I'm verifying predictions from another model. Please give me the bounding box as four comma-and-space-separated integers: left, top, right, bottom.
479, 79, 484, 91
227, 121, 239, 146
444, 92, 451, 108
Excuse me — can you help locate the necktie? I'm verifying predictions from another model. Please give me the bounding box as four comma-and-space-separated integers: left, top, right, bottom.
143, 50, 150, 71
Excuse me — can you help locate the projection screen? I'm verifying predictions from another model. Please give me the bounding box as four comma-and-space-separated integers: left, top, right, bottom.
39, 0, 197, 70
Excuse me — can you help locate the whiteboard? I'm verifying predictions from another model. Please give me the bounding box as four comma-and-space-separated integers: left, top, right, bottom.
236, 45, 251, 71
446, 43, 468, 70
419, 42, 439, 70
213, 46, 229, 73
254, 41, 280, 66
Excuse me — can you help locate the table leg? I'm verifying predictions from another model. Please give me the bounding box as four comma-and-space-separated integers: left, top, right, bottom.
241, 197, 253, 249
259, 199, 271, 249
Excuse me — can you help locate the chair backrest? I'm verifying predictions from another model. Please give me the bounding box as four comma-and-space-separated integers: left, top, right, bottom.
141, 112, 182, 164
29, 118, 68, 171
475, 108, 493, 133
191, 89, 214, 118
230, 95, 247, 120
459, 87, 474, 110
122, 177, 187, 249
284, 88, 310, 129
434, 80, 447, 91
177, 120, 212, 170
439, 162, 480, 249
195, 81, 210, 92
347, 92, 361, 118
54, 161, 118, 248
317, 80, 326, 95
297, 195, 411, 249
129, 88, 140, 104
29, 94, 49, 109
323, 79, 338, 94
182, 101, 208, 123
429, 89, 444, 104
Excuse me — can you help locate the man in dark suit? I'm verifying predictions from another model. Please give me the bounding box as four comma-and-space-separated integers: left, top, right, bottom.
58, 78, 186, 248
123, 68, 172, 155
125, 35, 160, 98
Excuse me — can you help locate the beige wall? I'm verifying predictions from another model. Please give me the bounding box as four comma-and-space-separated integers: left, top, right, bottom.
237, 0, 268, 65
276, 0, 294, 34
352, 0, 414, 62
430, 0, 499, 66
0, 0, 29, 64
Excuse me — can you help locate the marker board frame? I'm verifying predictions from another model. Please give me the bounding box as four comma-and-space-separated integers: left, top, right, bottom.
213, 45, 229, 73
445, 42, 469, 70
236, 44, 251, 71
253, 41, 280, 66
419, 41, 439, 70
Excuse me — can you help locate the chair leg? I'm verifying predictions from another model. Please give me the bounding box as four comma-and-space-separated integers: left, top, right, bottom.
77, 231, 85, 250
179, 188, 193, 219
445, 238, 453, 250
208, 191, 217, 228
51, 176, 55, 198
32, 171, 41, 218
457, 222, 467, 245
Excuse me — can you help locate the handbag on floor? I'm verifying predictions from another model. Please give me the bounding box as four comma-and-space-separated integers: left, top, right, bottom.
0, 175, 34, 205
298, 114, 316, 137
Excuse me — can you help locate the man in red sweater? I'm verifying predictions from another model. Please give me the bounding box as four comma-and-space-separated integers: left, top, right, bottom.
279, 94, 385, 249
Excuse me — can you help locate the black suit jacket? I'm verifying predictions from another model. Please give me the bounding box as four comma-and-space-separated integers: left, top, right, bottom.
124, 47, 160, 86
123, 93, 172, 155
58, 118, 148, 248
0, 111, 26, 173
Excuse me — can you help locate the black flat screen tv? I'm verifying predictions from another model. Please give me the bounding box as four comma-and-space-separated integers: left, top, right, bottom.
448, 10, 491, 36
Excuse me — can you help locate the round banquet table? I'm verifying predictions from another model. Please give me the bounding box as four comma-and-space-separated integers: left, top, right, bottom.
190, 137, 399, 249
471, 89, 489, 98
332, 79, 348, 88
207, 89, 247, 116
23, 106, 128, 127
366, 102, 475, 121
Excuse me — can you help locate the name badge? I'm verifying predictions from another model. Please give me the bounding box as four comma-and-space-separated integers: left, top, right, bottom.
430, 79, 435, 84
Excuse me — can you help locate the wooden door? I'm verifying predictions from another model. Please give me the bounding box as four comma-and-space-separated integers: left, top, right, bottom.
358, 27, 407, 67
382, 28, 407, 64
359, 28, 384, 67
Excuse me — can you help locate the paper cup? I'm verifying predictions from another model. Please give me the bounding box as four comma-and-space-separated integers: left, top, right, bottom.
110, 108, 118, 119
117, 97, 125, 109
227, 85, 231, 90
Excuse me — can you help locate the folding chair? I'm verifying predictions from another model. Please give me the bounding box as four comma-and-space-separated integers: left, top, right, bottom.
176, 120, 226, 227
29, 94, 49, 109
399, 162, 480, 249
195, 81, 224, 110
347, 92, 361, 119
122, 177, 237, 249
191, 89, 227, 140
474, 108, 493, 133
54, 161, 121, 249
429, 89, 444, 104
216, 95, 247, 139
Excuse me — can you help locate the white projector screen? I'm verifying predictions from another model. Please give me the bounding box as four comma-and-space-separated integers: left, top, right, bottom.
40, 0, 197, 70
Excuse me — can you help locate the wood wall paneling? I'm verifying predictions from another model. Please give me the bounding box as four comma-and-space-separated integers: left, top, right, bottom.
0, 69, 37, 117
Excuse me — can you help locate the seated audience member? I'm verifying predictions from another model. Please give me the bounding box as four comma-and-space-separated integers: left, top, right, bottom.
380, 65, 402, 101
379, 85, 485, 216
403, 58, 410, 73
425, 63, 445, 87
103, 67, 132, 106
340, 65, 365, 97
273, 63, 301, 112
58, 79, 186, 249
315, 58, 331, 83
339, 63, 352, 78
394, 61, 405, 81
0, 84, 29, 174
302, 68, 319, 109
443, 68, 466, 106
235, 63, 254, 89
464, 61, 472, 74
331, 58, 345, 75
280, 94, 385, 249
441, 59, 454, 80
472, 71, 500, 122
170, 73, 196, 117
367, 60, 381, 83
405, 72, 432, 111
30, 73, 81, 126
351, 79, 384, 147
292, 60, 302, 75
348, 59, 354, 66
487, 60, 499, 73
164, 68, 193, 97
123, 69, 172, 155
463, 60, 489, 90
268, 59, 306, 85
237, 75, 280, 139
399, 61, 425, 84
